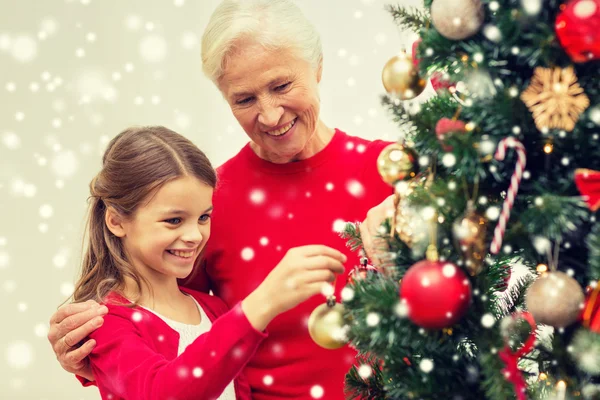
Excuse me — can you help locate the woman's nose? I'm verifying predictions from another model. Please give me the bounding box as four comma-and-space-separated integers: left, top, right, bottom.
257, 99, 284, 128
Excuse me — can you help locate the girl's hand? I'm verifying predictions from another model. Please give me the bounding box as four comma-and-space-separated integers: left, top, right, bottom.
242, 245, 346, 331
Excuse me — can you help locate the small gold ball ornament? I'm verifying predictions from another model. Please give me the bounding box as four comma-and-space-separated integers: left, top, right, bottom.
395, 203, 425, 248
526, 271, 585, 327
453, 214, 484, 244
308, 297, 348, 350
377, 143, 419, 186
452, 207, 487, 276
382, 51, 427, 99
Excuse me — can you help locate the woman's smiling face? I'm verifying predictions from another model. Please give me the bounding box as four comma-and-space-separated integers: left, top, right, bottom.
218, 44, 324, 164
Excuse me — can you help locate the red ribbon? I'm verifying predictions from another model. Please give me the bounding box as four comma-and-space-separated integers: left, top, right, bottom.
498, 311, 537, 400
574, 169, 600, 211
412, 39, 453, 91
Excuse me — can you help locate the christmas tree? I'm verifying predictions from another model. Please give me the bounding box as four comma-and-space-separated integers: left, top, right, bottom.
338, 0, 600, 398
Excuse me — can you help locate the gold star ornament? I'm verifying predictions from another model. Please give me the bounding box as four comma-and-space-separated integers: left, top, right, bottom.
520, 66, 590, 132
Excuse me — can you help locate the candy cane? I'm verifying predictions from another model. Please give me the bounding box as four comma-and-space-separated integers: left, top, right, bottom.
490, 137, 527, 255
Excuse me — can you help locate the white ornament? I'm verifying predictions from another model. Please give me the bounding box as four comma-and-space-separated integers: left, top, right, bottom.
431, 0, 484, 40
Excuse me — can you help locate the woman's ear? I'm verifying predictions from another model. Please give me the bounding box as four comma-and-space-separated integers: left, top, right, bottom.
316, 56, 323, 84
105, 207, 127, 238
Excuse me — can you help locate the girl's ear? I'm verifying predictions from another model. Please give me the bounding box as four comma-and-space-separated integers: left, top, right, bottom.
105, 207, 127, 238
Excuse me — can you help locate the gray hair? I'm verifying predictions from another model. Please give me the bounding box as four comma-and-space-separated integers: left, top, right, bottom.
201, 0, 323, 84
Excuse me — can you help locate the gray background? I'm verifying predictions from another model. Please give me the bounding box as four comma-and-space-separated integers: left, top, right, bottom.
0, 0, 429, 398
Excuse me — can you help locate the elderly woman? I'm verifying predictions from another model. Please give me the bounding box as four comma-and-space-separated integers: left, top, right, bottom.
47, 0, 395, 399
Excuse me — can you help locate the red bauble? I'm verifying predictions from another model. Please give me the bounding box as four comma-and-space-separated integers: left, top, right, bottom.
435, 118, 467, 150
412, 39, 454, 91
347, 264, 379, 285
555, 0, 600, 63
400, 260, 472, 329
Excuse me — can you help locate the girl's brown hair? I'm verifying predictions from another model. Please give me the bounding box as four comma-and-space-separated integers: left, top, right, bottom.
72, 126, 216, 304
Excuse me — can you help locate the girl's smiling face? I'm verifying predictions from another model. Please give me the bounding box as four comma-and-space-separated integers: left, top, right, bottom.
116, 175, 213, 282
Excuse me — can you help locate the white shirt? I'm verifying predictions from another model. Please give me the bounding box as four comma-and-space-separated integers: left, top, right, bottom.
142, 296, 237, 400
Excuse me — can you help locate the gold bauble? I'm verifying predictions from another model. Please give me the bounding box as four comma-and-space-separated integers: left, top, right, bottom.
453, 212, 485, 245
377, 143, 419, 186
308, 301, 348, 350
453, 210, 487, 276
381, 51, 427, 99
526, 271, 585, 327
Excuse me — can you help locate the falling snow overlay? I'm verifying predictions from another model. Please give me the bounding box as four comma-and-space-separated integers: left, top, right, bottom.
0, 0, 411, 398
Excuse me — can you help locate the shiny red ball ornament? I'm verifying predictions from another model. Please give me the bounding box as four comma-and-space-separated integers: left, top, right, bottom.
347, 264, 379, 285
400, 260, 472, 329
412, 39, 454, 91
555, 0, 600, 63
435, 118, 467, 151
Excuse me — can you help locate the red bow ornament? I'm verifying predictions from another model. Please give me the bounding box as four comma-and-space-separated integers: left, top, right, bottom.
435, 118, 467, 151
499, 312, 537, 400
574, 168, 600, 211
412, 39, 454, 91
581, 283, 600, 332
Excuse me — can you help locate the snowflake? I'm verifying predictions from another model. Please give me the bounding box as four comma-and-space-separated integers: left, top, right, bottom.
358, 364, 372, 379
0, 251, 9, 269
346, 179, 364, 197
249, 189, 265, 204
263, 375, 274, 386
520, 66, 590, 132
35, 323, 49, 337
60, 282, 75, 296
419, 358, 434, 373
241, 247, 254, 261
310, 385, 324, 399
6, 341, 34, 369
139, 34, 167, 63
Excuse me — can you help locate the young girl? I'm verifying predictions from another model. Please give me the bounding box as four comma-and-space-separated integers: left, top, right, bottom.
73, 126, 346, 400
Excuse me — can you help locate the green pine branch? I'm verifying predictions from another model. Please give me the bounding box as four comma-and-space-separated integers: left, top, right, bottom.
343, 0, 600, 397
385, 4, 429, 34
340, 221, 364, 253
588, 222, 600, 280
519, 195, 589, 242
344, 354, 386, 400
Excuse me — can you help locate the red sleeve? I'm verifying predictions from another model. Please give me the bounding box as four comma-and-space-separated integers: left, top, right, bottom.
75, 374, 96, 387
89, 303, 267, 400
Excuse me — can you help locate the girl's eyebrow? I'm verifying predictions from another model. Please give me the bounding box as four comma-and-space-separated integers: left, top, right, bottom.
160, 206, 213, 215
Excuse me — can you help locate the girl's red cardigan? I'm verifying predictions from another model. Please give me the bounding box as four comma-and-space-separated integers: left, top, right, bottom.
86, 287, 267, 400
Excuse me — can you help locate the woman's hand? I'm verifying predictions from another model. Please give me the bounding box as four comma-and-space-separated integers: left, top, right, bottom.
359, 194, 396, 266
47, 300, 108, 381
242, 245, 346, 331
